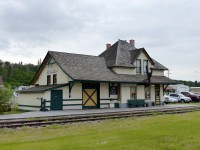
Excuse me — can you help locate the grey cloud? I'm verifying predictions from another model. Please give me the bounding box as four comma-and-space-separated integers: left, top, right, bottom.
0, 39, 10, 50
0, 0, 200, 80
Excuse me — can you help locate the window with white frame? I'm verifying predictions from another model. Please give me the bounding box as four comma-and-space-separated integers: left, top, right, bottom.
53, 74, 57, 84
145, 85, 151, 99
109, 83, 118, 95
143, 60, 148, 74
130, 86, 137, 99
47, 75, 51, 85
136, 59, 141, 74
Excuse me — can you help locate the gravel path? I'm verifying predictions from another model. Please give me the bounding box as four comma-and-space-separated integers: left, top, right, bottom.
0, 104, 198, 120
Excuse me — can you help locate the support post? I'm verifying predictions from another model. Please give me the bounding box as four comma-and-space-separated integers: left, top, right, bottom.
69, 82, 75, 98
163, 84, 169, 95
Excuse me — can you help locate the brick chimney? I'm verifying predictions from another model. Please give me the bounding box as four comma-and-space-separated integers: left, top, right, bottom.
106, 43, 111, 49
129, 39, 135, 47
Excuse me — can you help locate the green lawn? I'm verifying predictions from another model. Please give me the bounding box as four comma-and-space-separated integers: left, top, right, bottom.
1, 111, 200, 150
0, 108, 28, 115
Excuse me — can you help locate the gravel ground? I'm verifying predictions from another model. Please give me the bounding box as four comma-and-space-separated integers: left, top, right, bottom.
0, 104, 198, 120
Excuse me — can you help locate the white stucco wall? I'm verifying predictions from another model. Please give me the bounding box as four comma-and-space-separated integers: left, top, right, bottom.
100, 83, 109, 98
18, 93, 43, 110
62, 83, 82, 110
120, 85, 130, 107
35, 61, 71, 85
112, 67, 136, 75
137, 85, 145, 99
100, 83, 117, 99
152, 70, 164, 76
99, 83, 118, 108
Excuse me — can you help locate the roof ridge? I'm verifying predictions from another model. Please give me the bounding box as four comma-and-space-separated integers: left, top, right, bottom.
49, 50, 100, 58
115, 40, 120, 66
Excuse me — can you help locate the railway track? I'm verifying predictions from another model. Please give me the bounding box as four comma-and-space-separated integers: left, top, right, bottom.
1, 106, 200, 128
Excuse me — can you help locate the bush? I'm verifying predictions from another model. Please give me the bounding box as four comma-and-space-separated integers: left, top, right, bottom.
0, 88, 13, 112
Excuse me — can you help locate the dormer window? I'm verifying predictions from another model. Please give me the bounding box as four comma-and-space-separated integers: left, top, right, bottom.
136, 59, 141, 74
143, 60, 148, 74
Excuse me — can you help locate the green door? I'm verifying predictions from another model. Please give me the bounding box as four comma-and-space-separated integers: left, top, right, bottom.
51, 90, 63, 110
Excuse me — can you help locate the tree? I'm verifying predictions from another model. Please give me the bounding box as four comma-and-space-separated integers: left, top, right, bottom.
0, 87, 13, 112
0, 60, 39, 88
195, 80, 198, 86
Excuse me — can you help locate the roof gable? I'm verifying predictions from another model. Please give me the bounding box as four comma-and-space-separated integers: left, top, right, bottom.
99, 40, 136, 68
131, 48, 154, 65
49, 51, 120, 82
30, 39, 170, 84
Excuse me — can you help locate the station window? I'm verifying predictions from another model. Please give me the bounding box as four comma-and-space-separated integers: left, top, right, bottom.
136, 59, 141, 74
145, 85, 151, 99
110, 83, 118, 95
53, 74, 57, 84
47, 75, 51, 85
143, 60, 148, 74
130, 86, 137, 99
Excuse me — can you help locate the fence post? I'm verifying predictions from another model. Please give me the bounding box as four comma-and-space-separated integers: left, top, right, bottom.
40, 98, 48, 111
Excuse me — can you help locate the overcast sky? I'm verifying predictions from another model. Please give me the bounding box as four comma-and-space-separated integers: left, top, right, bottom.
0, 0, 199, 81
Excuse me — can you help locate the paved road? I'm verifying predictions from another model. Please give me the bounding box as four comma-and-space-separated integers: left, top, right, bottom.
0, 104, 198, 120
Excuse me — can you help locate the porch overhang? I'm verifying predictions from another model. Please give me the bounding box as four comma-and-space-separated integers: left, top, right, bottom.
72, 75, 177, 85
19, 84, 69, 93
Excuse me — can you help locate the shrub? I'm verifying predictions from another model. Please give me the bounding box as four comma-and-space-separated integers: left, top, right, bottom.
0, 88, 13, 112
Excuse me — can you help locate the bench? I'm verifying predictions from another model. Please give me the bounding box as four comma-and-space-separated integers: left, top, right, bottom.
127, 99, 146, 108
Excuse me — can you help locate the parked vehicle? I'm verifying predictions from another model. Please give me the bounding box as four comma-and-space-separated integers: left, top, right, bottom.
168, 93, 191, 103
164, 95, 178, 104
181, 92, 200, 102
194, 93, 200, 99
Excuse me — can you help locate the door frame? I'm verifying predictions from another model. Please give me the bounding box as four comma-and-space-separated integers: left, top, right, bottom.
82, 83, 100, 109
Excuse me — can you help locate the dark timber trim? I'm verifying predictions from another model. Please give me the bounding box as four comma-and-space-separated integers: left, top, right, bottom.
163, 84, 169, 95
109, 83, 117, 97
69, 82, 75, 98
63, 104, 82, 106
100, 98, 118, 101
63, 99, 82, 101
18, 105, 40, 108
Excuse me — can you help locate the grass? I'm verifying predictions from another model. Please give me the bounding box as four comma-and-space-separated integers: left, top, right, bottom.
1, 111, 200, 150
0, 106, 28, 115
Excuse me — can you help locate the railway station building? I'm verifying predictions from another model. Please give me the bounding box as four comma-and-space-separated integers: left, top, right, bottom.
18, 39, 175, 110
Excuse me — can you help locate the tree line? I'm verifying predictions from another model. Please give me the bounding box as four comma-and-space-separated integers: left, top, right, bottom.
0, 60, 39, 88
175, 80, 200, 87
0, 59, 200, 88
